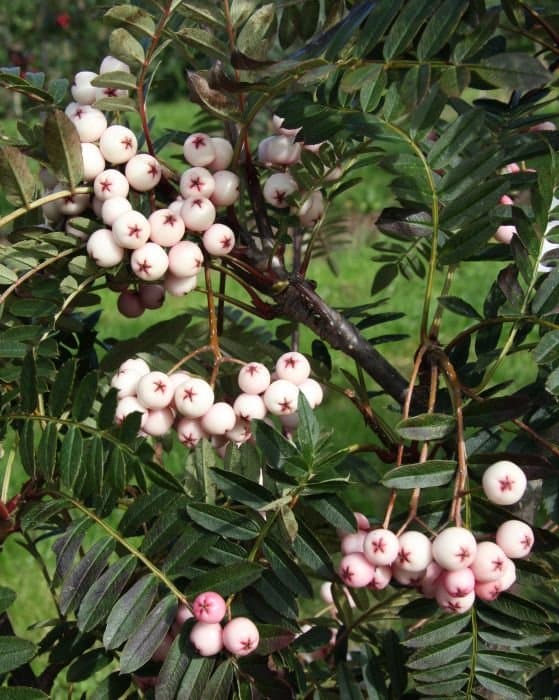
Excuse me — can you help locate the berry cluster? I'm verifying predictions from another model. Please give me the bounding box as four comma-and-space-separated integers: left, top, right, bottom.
111, 351, 323, 449
334, 459, 533, 613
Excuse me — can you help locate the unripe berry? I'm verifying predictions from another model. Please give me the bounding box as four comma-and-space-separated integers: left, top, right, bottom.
180, 167, 215, 199
339, 553, 375, 588
71, 71, 98, 105
238, 363, 271, 395
222, 617, 259, 656
142, 407, 175, 437
99, 55, 131, 74
94, 169, 130, 201
202, 223, 235, 256
112, 210, 151, 250
211, 171, 240, 207
168, 241, 204, 277
482, 460, 527, 506
496, 520, 534, 559
189, 621, 224, 656
149, 209, 186, 247
101, 196, 133, 227
117, 290, 144, 318
431, 527, 477, 571
81, 142, 106, 181
363, 528, 400, 566
263, 379, 299, 416
174, 377, 215, 418
276, 352, 311, 385
138, 283, 165, 310
99, 125, 138, 164
397, 531, 432, 572
180, 196, 216, 231
471, 541, 508, 582
232, 393, 267, 421
367, 565, 392, 591
176, 417, 206, 448
441, 567, 476, 597
298, 378, 323, 408
115, 396, 147, 427
436, 587, 476, 613
131, 242, 169, 281
68, 105, 107, 142
208, 137, 233, 171
183, 133, 216, 167
192, 592, 227, 624
136, 371, 174, 409
164, 272, 198, 297
200, 402, 236, 436
87, 228, 124, 267
262, 172, 297, 208
340, 532, 366, 555
125, 154, 162, 191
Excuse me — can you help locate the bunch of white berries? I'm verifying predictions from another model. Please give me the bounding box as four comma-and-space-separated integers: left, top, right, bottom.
111, 351, 323, 451
333, 459, 533, 613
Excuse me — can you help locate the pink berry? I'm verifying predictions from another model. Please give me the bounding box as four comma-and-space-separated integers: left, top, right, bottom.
136, 371, 174, 409
298, 378, 323, 408
115, 396, 147, 427
363, 528, 400, 567
175, 417, 206, 448
222, 617, 259, 656
120, 358, 150, 376
340, 532, 366, 555
298, 190, 324, 227
71, 71, 98, 105
112, 210, 151, 250
149, 209, 186, 247
180, 196, 216, 231
275, 352, 311, 385
421, 561, 443, 598
55, 184, 90, 216
111, 367, 142, 398
200, 402, 236, 436
174, 377, 214, 418
263, 379, 299, 416
441, 568, 475, 597
141, 407, 175, 437
183, 133, 216, 167
81, 142, 106, 181
496, 520, 534, 559
258, 135, 301, 165
131, 243, 169, 282
211, 170, 240, 207
164, 272, 198, 297
391, 564, 426, 587
338, 553, 375, 588
202, 223, 235, 256
172, 603, 194, 637
482, 460, 527, 506
189, 621, 224, 657
180, 167, 215, 198
397, 531, 432, 572
99, 125, 138, 164
471, 541, 508, 582
367, 565, 392, 591
192, 591, 227, 624
232, 393, 267, 421
68, 105, 107, 142
86, 228, 124, 267
117, 290, 144, 318
208, 137, 233, 171
262, 172, 297, 208
497, 556, 517, 591
431, 527, 477, 571
494, 225, 516, 244
475, 579, 503, 601
125, 154, 162, 191
93, 169, 130, 201
225, 418, 252, 444
354, 512, 370, 531
238, 363, 271, 394
99, 55, 131, 74
168, 241, 204, 277
101, 196, 133, 226
436, 587, 476, 613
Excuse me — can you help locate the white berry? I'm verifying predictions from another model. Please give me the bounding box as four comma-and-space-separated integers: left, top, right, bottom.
263, 379, 299, 416
99, 125, 138, 164
87, 228, 124, 267
202, 223, 235, 256
482, 460, 527, 506
431, 527, 477, 571
183, 133, 216, 167
93, 169, 130, 201
148, 209, 186, 247
125, 154, 162, 191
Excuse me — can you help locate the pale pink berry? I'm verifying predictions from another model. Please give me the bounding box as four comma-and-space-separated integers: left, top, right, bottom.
397, 531, 432, 572
117, 290, 144, 318
208, 137, 233, 171
232, 393, 267, 421
262, 172, 298, 208
93, 169, 130, 201
42, 193, 63, 222
436, 587, 476, 613
272, 114, 301, 138
339, 553, 375, 588
340, 532, 366, 555
183, 133, 216, 167
275, 352, 311, 385
496, 520, 534, 559
211, 171, 240, 207
354, 512, 370, 531
482, 460, 527, 506
222, 617, 259, 656
81, 142, 106, 181
171, 604, 194, 637
200, 402, 236, 436
65, 220, 88, 240
120, 358, 150, 376
475, 579, 503, 601
111, 368, 142, 398
68, 105, 107, 142
99, 55, 131, 74
238, 363, 271, 394
131, 243, 169, 281
529, 121, 556, 132
112, 210, 151, 250
164, 272, 198, 297
101, 196, 133, 226
138, 283, 165, 310
471, 541, 508, 582
263, 379, 299, 416
202, 223, 235, 256
141, 407, 175, 437
99, 125, 137, 164
125, 154, 162, 191
91, 196, 104, 218
258, 135, 301, 165
175, 416, 206, 448
168, 241, 204, 278
174, 377, 214, 418
71, 71, 98, 105
87, 228, 124, 267
431, 527, 477, 571
441, 568, 475, 597
363, 528, 400, 567
115, 396, 147, 427
319, 581, 334, 604
421, 561, 443, 598
180, 196, 216, 231
298, 190, 324, 227
148, 209, 186, 247
497, 556, 517, 591
56, 185, 90, 216
169, 198, 185, 215
189, 621, 224, 657
367, 565, 392, 591
192, 592, 227, 624
136, 371, 174, 409
225, 418, 252, 444
180, 167, 215, 198
298, 378, 323, 408
494, 225, 516, 244
391, 564, 426, 587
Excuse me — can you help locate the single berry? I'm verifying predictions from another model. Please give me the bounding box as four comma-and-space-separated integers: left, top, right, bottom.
496, 519, 534, 559
200, 402, 236, 436
275, 351, 311, 385
99, 125, 138, 164
262, 172, 297, 208
192, 592, 227, 624
471, 541, 508, 582
180, 166, 215, 198
71, 71, 98, 105
81, 142, 106, 181
340, 531, 366, 555
136, 371, 174, 409
431, 526, 477, 571
208, 137, 233, 171
225, 418, 252, 444
202, 223, 235, 256
211, 170, 240, 207
174, 377, 215, 418
142, 407, 175, 437
263, 379, 299, 416
149, 208, 186, 247
68, 105, 107, 142
367, 565, 392, 591
175, 416, 206, 448
99, 55, 131, 74
125, 154, 162, 191
482, 460, 527, 506
298, 378, 324, 408
164, 272, 198, 297
183, 133, 216, 167
189, 621, 224, 657
117, 290, 144, 318
101, 196, 133, 227
180, 195, 216, 231
131, 242, 169, 281
363, 528, 400, 567
86, 228, 124, 268
440, 567, 476, 598
232, 393, 267, 421
93, 169, 130, 201
112, 210, 151, 250
397, 531, 432, 572
436, 587, 476, 614
138, 283, 165, 310
339, 553, 375, 588
238, 363, 271, 394
115, 396, 147, 427
168, 241, 204, 277
222, 617, 259, 656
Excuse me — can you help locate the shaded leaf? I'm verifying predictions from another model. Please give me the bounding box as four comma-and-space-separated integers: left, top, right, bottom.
0, 146, 35, 207
437, 296, 481, 320
43, 111, 83, 189
0, 637, 36, 674
404, 614, 469, 648
407, 633, 471, 670
186, 562, 264, 598
186, 503, 261, 540
396, 413, 456, 441
103, 574, 158, 650
477, 53, 550, 91
59, 537, 115, 615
